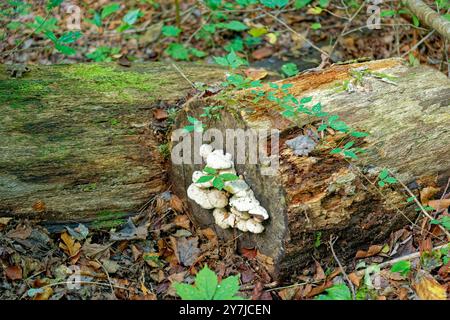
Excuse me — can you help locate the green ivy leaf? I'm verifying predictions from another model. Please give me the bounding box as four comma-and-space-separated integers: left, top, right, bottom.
316, 284, 351, 300
343, 141, 354, 149
203, 167, 217, 175
311, 22, 322, 30
330, 148, 342, 154
384, 177, 397, 184
390, 261, 411, 276
101, 3, 121, 19
123, 9, 141, 25
59, 31, 82, 44
165, 43, 189, 60
378, 169, 389, 180
162, 25, 182, 37
196, 175, 214, 183
47, 0, 63, 10
295, 0, 313, 9
217, 20, 248, 31
431, 216, 450, 230
55, 44, 76, 56
219, 173, 239, 181
281, 63, 299, 77
350, 131, 369, 138
213, 177, 225, 190
343, 150, 358, 159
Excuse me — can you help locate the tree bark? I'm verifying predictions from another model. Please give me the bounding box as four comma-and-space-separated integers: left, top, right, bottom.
0, 62, 226, 222
171, 58, 450, 280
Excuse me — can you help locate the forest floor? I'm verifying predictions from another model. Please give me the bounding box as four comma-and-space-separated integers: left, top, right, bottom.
0, 0, 449, 300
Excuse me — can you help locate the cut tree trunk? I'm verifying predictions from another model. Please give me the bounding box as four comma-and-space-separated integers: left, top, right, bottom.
171, 58, 450, 280
0, 62, 226, 222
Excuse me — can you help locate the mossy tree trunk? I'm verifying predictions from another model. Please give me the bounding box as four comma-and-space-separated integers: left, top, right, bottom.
0, 62, 226, 222
171, 58, 450, 280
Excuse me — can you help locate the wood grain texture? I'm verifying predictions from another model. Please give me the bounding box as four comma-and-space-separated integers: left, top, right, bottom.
172, 58, 450, 279
0, 62, 226, 221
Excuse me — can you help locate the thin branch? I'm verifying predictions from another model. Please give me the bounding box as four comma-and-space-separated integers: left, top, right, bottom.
405, 0, 450, 41
356, 243, 449, 276
263, 11, 329, 57
329, 235, 356, 300
401, 30, 436, 57
388, 169, 450, 240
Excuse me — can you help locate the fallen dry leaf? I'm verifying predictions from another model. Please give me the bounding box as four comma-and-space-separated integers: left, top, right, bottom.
131, 244, 143, 261
59, 232, 81, 257
278, 287, 299, 300
82, 241, 110, 260
355, 245, 383, 259
306, 280, 333, 298
244, 68, 268, 80
348, 272, 362, 287
0, 217, 12, 226
200, 228, 217, 241
32, 200, 46, 213
428, 199, 450, 211
33, 287, 53, 300
314, 261, 326, 281
170, 194, 184, 213
174, 237, 200, 267
153, 108, 168, 121
5, 265, 22, 281
173, 215, 190, 230
420, 186, 440, 205
241, 247, 257, 260
413, 270, 447, 300
251, 47, 273, 60
7, 224, 32, 240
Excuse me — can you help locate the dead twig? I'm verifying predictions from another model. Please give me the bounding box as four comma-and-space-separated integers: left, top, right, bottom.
356, 243, 449, 276
329, 235, 356, 300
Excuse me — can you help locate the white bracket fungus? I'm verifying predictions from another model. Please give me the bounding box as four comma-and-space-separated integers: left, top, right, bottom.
187, 144, 269, 234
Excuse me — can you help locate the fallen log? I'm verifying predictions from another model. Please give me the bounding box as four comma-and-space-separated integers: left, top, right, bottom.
171, 58, 450, 280
0, 62, 226, 222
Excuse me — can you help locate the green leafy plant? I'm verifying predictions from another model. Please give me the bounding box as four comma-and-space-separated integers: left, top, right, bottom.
86, 46, 120, 62
281, 63, 299, 77
377, 169, 397, 187
183, 116, 205, 133
162, 25, 182, 37
85, 3, 121, 28
390, 260, 411, 276
431, 216, 450, 231
165, 43, 189, 60
213, 50, 248, 69
196, 167, 239, 190
117, 8, 142, 32
200, 105, 224, 121
316, 284, 351, 300
173, 265, 244, 300
43, 30, 82, 55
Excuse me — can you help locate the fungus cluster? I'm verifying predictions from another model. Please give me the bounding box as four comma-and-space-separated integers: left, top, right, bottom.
187, 144, 269, 234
